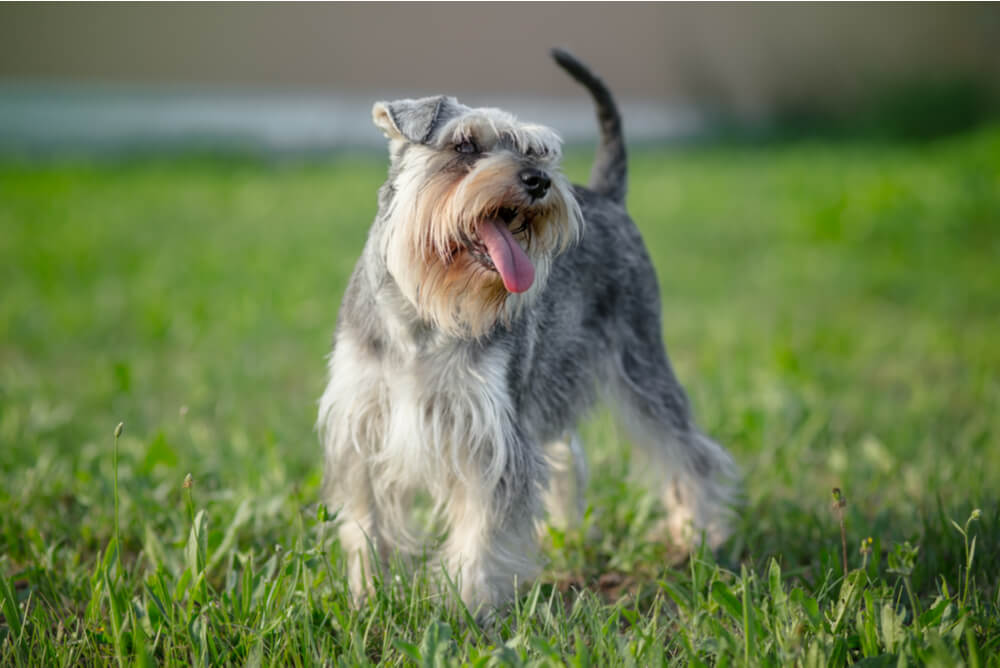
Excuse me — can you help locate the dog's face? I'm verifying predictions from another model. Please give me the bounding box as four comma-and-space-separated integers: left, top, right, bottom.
372, 96, 582, 338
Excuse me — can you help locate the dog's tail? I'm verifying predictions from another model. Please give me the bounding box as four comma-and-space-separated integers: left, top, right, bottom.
551, 48, 627, 205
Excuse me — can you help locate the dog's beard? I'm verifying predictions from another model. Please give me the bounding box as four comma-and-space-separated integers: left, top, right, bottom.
383, 153, 581, 338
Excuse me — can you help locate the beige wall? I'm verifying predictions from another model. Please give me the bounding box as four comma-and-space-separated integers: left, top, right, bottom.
2, 3, 998, 115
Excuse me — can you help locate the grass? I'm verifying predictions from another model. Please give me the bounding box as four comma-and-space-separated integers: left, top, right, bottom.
1, 126, 999, 665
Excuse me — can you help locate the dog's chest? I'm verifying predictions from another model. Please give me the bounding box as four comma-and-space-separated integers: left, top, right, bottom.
355, 337, 513, 487
389, 337, 508, 420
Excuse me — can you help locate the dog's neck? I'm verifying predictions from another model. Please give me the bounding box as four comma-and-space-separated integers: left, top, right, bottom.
354, 242, 486, 358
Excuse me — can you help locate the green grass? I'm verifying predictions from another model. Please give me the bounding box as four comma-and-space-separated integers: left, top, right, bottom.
2, 127, 999, 665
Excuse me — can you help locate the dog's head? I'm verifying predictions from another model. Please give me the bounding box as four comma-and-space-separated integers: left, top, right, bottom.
371, 96, 582, 338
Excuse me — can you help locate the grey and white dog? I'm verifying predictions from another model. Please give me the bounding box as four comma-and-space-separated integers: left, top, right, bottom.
318, 49, 737, 615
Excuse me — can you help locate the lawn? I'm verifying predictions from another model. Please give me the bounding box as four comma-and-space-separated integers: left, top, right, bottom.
2, 126, 999, 665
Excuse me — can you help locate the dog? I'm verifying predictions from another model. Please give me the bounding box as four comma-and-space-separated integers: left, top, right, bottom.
318, 49, 737, 616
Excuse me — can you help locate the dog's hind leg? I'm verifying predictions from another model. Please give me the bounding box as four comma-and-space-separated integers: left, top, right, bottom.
541, 431, 588, 531
609, 338, 738, 556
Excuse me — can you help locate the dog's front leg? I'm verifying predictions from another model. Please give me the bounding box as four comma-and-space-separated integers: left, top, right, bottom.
440, 437, 544, 618
318, 336, 389, 603
331, 463, 388, 604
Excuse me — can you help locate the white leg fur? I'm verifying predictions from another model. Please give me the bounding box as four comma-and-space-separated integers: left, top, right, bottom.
318, 337, 391, 602
441, 479, 541, 615
644, 429, 736, 555
541, 432, 588, 530
338, 486, 384, 602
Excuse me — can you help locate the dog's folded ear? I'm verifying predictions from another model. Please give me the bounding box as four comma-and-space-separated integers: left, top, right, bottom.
372, 96, 463, 144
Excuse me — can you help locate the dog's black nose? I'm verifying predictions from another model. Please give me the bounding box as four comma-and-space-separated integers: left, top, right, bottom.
519, 168, 551, 199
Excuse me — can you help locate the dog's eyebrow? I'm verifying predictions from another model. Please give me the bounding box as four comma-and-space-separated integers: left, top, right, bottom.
445, 123, 478, 146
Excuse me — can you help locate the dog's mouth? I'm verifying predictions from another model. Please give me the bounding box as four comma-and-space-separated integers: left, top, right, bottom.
458, 207, 536, 293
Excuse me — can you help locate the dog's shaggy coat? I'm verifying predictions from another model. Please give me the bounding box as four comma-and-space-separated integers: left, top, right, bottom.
318, 49, 737, 615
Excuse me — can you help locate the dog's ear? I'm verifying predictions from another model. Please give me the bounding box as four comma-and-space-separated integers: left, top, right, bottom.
372, 96, 461, 144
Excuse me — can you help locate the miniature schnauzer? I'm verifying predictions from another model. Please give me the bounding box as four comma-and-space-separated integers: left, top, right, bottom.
318, 49, 737, 615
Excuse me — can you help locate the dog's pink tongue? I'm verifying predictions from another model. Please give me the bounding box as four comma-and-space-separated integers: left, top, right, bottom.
477, 218, 535, 293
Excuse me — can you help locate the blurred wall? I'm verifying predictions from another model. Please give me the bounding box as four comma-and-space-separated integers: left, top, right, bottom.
2, 3, 998, 117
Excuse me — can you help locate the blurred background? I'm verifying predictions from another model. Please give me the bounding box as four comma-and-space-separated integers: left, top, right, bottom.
2, 2, 999, 153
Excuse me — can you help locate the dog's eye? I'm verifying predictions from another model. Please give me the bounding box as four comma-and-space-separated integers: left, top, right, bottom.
455, 139, 479, 155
